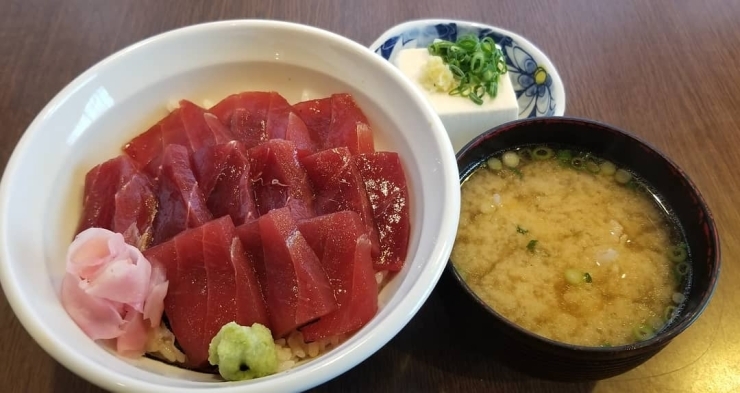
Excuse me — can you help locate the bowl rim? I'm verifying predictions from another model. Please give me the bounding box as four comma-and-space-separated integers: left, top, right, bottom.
0, 19, 460, 392
450, 115, 721, 353
368, 18, 567, 117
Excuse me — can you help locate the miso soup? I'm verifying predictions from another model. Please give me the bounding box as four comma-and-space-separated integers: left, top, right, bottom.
451, 146, 690, 347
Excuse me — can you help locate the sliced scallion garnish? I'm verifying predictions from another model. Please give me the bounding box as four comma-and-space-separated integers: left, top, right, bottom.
428, 35, 508, 105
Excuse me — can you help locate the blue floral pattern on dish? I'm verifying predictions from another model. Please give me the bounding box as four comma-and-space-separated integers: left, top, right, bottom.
374, 23, 557, 118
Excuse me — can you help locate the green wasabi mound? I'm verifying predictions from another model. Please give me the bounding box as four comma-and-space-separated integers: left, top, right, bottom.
208, 322, 278, 381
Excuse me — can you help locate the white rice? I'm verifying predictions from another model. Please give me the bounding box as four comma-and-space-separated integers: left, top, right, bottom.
145, 323, 187, 364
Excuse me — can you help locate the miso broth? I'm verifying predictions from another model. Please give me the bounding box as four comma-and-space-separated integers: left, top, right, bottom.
451, 146, 690, 347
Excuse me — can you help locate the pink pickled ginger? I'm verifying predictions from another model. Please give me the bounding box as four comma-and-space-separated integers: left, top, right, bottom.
61, 227, 168, 357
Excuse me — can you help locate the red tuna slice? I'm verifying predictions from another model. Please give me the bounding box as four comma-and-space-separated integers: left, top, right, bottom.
235, 219, 270, 324
112, 172, 157, 250
236, 219, 265, 285
77, 155, 138, 233
298, 211, 378, 341
210, 92, 270, 147
143, 228, 208, 368
293, 97, 332, 144
285, 111, 318, 155
144, 216, 269, 369
293, 94, 374, 155
210, 92, 317, 152
226, 231, 270, 329
353, 152, 410, 271
77, 155, 157, 250
152, 144, 212, 245
123, 102, 232, 175
248, 139, 315, 220
123, 113, 168, 175
300, 147, 380, 257
191, 142, 258, 225
178, 100, 233, 148
201, 216, 269, 350
257, 207, 337, 338
264, 95, 318, 153
262, 92, 293, 140
200, 219, 237, 360
327, 93, 374, 155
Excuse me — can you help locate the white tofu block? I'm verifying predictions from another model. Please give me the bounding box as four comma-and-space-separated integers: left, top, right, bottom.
395, 48, 519, 152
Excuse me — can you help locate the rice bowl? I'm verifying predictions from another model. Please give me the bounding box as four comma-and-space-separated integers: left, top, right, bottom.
0, 20, 460, 392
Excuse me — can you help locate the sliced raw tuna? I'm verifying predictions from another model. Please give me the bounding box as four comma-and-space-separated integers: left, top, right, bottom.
200, 222, 238, 363
353, 152, 410, 271
293, 97, 331, 142
248, 139, 315, 220
144, 216, 268, 369
300, 147, 380, 257
112, 172, 157, 250
210, 92, 269, 148
228, 235, 270, 329
284, 112, 317, 156
123, 101, 233, 175
123, 114, 167, 176
77, 155, 157, 250
209, 91, 317, 152
298, 211, 378, 341
143, 231, 207, 368
201, 217, 269, 350
257, 207, 337, 338
293, 93, 374, 155
178, 100, 233, 148
191, 142, 258, 225
236, 219, 265, 285
152, 145, 212, 245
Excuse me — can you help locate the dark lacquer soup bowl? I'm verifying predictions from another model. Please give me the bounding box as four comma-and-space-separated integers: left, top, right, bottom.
437, 117, 721, 381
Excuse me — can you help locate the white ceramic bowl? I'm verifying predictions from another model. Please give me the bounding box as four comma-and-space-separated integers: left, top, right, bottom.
0, 20, 460, 392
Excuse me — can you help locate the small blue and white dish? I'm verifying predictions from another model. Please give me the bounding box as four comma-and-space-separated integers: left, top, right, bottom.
369, 19, 566, 119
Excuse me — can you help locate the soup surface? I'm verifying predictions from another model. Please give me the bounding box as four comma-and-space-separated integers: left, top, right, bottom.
451, 148, 688, 346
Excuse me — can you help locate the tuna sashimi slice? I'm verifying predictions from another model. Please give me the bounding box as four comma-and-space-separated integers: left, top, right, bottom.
145, 226, 210, 368
228, 232, 270, 330
77, 155, 138, 233
123, 113, 168, 175
257, 207, 337, 338
171, 228, 210, 368
178, 99, 234, 149
293, 97, 332, 144
248, 139, 315, 220
300, 147, 380, 257
201, 219, 238, 360
298, 211, 378, 341
201, 216, 269, 352
77, 155, 157, 250
293, 94, 374, 155
144, 216, 269, 369
236, 219, 265, 285
112, 173, 157, 250
284, 111, 318, 154
202, 216, 269, 331
327, 93, 374, 155
210, 91, 317, 152
353, 152, 410, 271
159, 108, 190, 154
123, 102, 233, 175
210, 92, 270, 147
152, 145, 212, 245
191, 142, 258, 225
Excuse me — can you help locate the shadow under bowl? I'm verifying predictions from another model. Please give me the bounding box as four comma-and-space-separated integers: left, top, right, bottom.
440, 117, 721, 381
